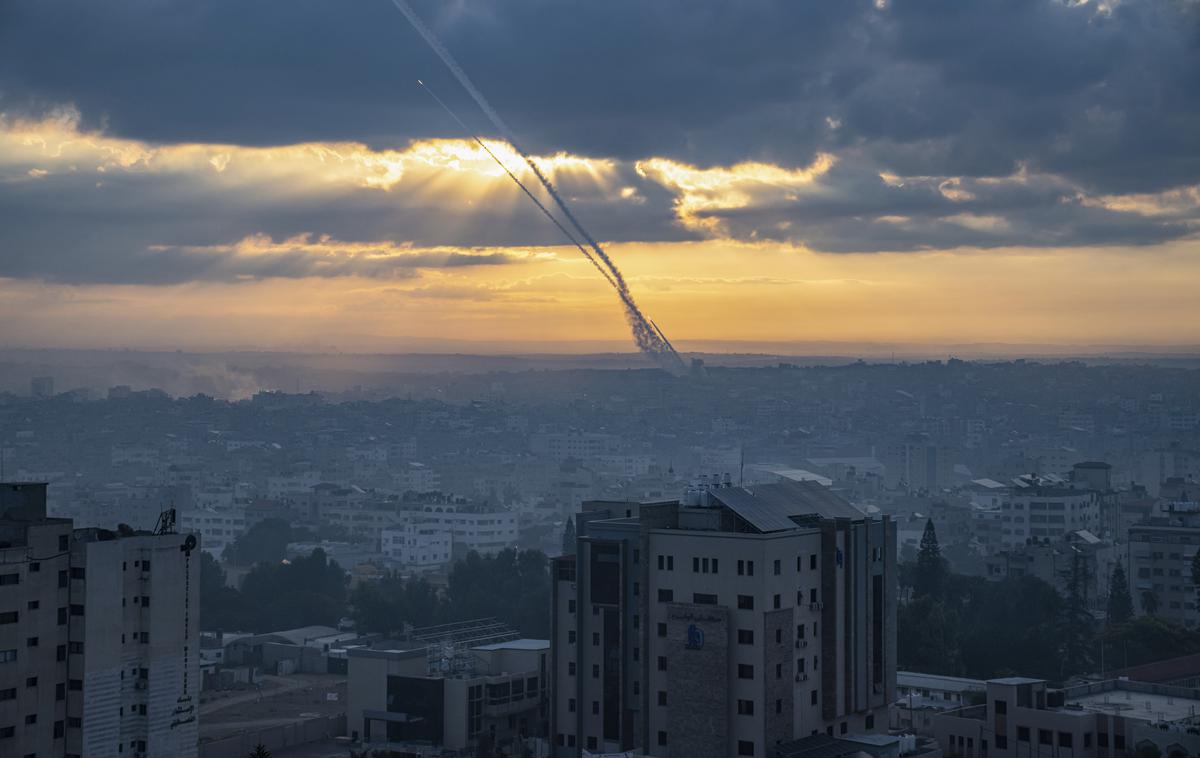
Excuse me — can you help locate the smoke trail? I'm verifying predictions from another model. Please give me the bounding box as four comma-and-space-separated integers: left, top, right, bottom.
392, 0, 684, 374
417, 80, 617, 290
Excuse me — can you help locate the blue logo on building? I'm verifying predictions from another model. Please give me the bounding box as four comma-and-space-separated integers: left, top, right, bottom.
686, 624, 704, 650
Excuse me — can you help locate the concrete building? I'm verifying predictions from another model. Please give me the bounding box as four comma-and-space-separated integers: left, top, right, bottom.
347, 630, 549, 755
891, 672, 986, 735
0, 482, 200, 758
1000, 486, 1101, 547
380, 522, 453, 568
551, 479, 897, 758
1128, 499, 1200, 627
932, 677, 1200, 758
884, 435, 954, 492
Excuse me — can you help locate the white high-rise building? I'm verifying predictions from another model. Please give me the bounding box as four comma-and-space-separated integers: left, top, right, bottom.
1, 482, 200, 758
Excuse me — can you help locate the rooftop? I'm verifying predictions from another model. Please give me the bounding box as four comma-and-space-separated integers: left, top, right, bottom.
708, 480, 867, 533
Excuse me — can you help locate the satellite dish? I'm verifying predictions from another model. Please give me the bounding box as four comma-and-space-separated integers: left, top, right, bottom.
181, 534, 197, 553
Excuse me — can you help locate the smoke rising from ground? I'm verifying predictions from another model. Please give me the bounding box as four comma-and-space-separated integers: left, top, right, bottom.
391, 0, 685, 375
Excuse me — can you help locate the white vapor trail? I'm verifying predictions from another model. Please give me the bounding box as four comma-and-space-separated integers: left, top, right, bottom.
391, 0, 685, 375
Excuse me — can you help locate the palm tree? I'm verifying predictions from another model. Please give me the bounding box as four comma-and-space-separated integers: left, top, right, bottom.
248, 744, 271, 758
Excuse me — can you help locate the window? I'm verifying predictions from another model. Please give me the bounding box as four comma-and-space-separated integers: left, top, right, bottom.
737, 698, 755, 715
712, 558, 719, 574
657, 555, 664, 570
0, 573, 17, 586
57, 607, 66, 625
693, 557, 700, 573
667, 556, 673, 570
69, 567, 85, 580
747, 560, 754, 576
0, 689, 14, 701
568, 631, 576, 643
68, 679, 83, 691
840, 722, 848, 735
592, 632, 600, 646
55, 683, 65, 700
69, 604, 84, 616
0, 650, 15, 663
811, 690, 818, 705
25, 637, 37, 648
23, 715, 35, 725
591, 701, 599, 715
1098, 732, 1109, 748
657, 656, 667, 671
28, 562, 39, 572
657, 731, 668, 746
657, 589, 673, 602
866, 713, 875, 729
737, 629, 754, 645
1058, 732, 1072, 748
587, 737, 597, 750
737, 664, 754, 680
775, 663, 782, 679
737, 595, 754, 610
738, 740, 755, 756
568, 599, 576, 614
657, 622, 667, 638
58, 570, 68, 588
810, 555, 817, 570
568, 662, 576, 675
773, 594, 782, 609
0, 612, 17, 625
1038, 729, 1052, 746
24, 677, 35, 688
693, 593, 718, 605
592, 664, 599, 678
0, 726, 13, 738
776, 699, 783, 714
996, 735, 1008, 749
658, 691, 667, 706
994, 699, 1007, 714
797, 555, 804, 571
568, 698, 576, 713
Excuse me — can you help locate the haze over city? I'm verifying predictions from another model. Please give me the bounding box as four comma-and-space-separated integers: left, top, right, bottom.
3, 2, 1200, 758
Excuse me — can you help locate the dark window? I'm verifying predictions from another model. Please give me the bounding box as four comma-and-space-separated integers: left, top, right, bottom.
0, 573, 17, 586
69, 604, 84, 616
1058, 733, 1072, 748
737, 595, 754, 610
657, 656, 667, 671
811, 690, 818, 705
776, 699, 783, 714
657, 622, 667, 638
693, 557, 700, 572
866, 713, 875, 729
774, 560, 781, 575
737, 629, 754, 645
58, 535, 69, 551
657, 731, 667, 746
658, 691, 667, 706
0, 612, 17, 624
591, 701, 599, 715
568, 662, 575, 675
55, 682, 65, 700
693, 593, 717, 605
57, 607, 66, 625
657, 555, 664, 570
1098, 732, 1109, 748
24, 677, 35, 688
58, 570, 68, 587
773, 594, 782, 609
996, 735, 1008, 749
994, 699, 1007, 714
737, 699, 754, 715
667, 556, 673, 570
1038, 729, 1052, 746
25, 601, 37, 610
797, 555, 803, 571
568, 599, 575, 613
737, 664, 754, 680
747, 561, 754, 576
657, 589, 673, 602
28, 562, 39, 572
592, 632, 600, 646
810, 555, 817, 570
592, 664, 599, 678
738, 739, 755, 756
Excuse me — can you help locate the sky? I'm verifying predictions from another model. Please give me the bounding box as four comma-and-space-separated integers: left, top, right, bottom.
2, 0, 1199, 355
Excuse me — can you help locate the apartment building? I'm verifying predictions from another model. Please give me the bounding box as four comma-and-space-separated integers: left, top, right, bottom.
1, 482, 200, 758
1000, 486, 1101, 547
551, 480, 896, 758
1128, 500, 1199, 627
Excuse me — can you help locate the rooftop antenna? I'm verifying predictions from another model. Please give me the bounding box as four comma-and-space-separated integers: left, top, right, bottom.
739, 446, 745, 486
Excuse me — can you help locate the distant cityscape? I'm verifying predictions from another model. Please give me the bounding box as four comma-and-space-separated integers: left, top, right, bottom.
0, 358, 1197, 757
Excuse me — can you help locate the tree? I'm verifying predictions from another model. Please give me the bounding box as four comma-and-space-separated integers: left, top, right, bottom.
238, 548, 348, 632
1058, 552, 1095, 677
1134, 742, 1163, 758
249, 744, 272, 758
561, 516, 576, 556
914, 519, 947, 599
1106, 560, 1134, 624
1141, 589, 1161, 616
224, 518, 294, 567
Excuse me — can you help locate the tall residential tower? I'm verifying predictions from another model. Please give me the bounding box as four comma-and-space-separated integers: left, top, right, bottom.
551, 479, 896, 758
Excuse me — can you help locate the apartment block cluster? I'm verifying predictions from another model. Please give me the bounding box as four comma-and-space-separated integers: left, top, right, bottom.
0, 483, 199, 758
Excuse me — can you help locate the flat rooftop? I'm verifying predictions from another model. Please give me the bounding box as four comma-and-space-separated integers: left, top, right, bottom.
473, 638, 549, 652
1066, 687, 1200, 723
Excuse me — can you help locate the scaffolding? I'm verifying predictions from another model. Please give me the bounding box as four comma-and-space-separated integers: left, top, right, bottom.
411, 617, 519, 678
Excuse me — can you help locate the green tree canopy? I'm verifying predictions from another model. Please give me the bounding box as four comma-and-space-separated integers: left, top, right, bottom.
224, 518, 295, 567
1106, 560, 1134, 625
914, 519, 947, 599
561, 516, 576, 557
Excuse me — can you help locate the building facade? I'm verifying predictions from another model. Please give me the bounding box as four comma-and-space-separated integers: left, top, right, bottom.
551, 480, 897, 757
1, 482, 200, 758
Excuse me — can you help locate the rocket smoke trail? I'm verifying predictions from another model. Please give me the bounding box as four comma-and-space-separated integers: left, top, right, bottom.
391, 0, 685, 375
416, 80, 616, 290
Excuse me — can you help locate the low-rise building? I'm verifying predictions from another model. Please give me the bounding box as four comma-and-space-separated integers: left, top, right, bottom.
347, 630, 549, 755
932, 677, 1200, 758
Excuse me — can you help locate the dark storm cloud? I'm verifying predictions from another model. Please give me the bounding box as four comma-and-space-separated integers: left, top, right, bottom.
1, 0, 1199, 269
